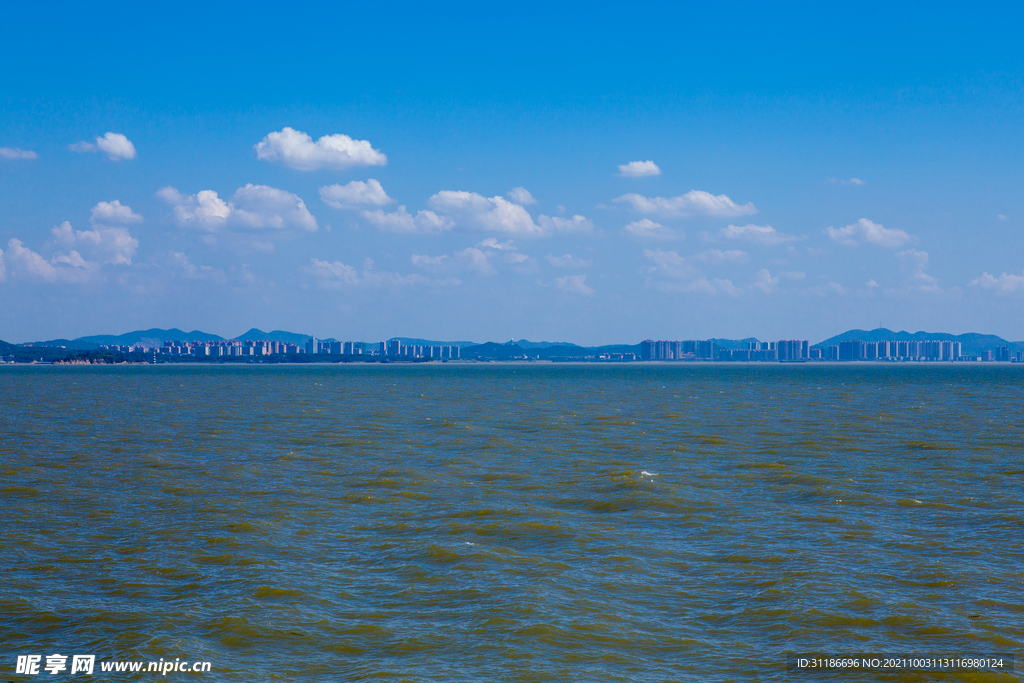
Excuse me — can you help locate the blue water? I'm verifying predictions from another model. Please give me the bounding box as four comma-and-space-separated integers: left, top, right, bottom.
1, 364, 1021, 681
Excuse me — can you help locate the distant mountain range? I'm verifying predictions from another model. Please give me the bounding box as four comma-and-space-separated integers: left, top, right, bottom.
816, 328, 1024, 355
7, 327, 1024, 358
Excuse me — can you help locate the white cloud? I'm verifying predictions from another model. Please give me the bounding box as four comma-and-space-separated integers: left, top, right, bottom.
538, 214, 593, 234
614, 190, 757, 218
0, 147, 38, 160
555, 274, 594, 295
427, 191, 542, 235
320, 179, 394, 209
254, 127, 386, 171
970, 271, 1024, 293
50, 220, 138, 266
0, 248, 5, 282
96, 133, 136, 160
159, 184, 317, 233
618, 160, 661, 177
91, 200, 143, 225
410, 239, 533, 276
304, 257, 452, 289
411, 254, 448, 268
4, 238, 93, 283
624, 218, 675, 239
696, 249, 748, 264
867, 279, 880, 288
895, 249, 940, 292
751, 268, 778, 293
361, 206, 453, 234
808, 282, 847, 296
825, 218, 911, 248
717, 223, 801, 245
171, 252, 225, 282
641, 248, 739, 294
997, 214, 1008, 221
455, 247, 496, 275
547, 253, 592, 268
507, 187, 537, 205
825, 177, 865, 185
476, 238, 516, 250
70, 133, 136, 160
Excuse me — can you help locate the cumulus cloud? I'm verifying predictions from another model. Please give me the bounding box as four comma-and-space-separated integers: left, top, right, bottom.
825, 218, 911, 248
618, 160, 661, 177
70, 132, 136, 160
5, 238, 81, 283
0, 147, 38, 160
555, 274, 594, 295
50, 220, 138, 266
1, 200, 141, 285
427, 191, 542, 235
825, 177, 865, 185
614, 190, 756, 218
717, 223, 801, 245
507, 187, 537, 205
320, 179, 394, 209
304, 257, 453, 289
255, 127, 386, 171
547, 253, 592, 268
91, 200, 143, 225
3, 237, 96, 283
624, 218, 675, 239
455, 247, 496, 275
361, 206, 453, 234
751, 269, 779, 293
969, 270, 1024, 293
159, 184, 318, 233
641, 248, 739, 294
538, 214, 593, 234
696, 249, 748, 264
895, 249, 940, 292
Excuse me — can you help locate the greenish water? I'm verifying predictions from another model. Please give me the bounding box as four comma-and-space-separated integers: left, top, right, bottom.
1, 364, 1021, 681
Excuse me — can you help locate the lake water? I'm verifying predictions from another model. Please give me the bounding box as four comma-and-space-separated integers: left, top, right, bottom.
1, 364, 1021, 681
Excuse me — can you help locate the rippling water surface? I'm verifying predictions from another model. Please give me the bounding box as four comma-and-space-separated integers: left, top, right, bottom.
1, 364, 1022, 681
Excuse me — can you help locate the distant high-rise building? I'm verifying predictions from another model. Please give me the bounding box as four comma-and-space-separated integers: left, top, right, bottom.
996, 346, 1010, 362
838, 341, 865, 361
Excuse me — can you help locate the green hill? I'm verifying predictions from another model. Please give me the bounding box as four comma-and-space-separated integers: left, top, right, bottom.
815, 328, 1024, 355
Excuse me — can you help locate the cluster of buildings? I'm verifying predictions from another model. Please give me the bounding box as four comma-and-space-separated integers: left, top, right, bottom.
832, 340, 1021, 361
101, 340, 304, 357
642, 339, 815, 362
379, 339, 461, 359
641, 340, 717, 361
641, 339, 1023, 362
98, 338, 461, 360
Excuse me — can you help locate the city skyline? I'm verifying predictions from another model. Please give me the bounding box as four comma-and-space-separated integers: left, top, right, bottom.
4, 4, 1024, 344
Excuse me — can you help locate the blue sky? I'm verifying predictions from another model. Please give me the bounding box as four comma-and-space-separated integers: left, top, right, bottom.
3, 2, 1024, 344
